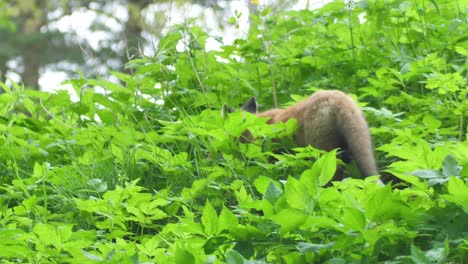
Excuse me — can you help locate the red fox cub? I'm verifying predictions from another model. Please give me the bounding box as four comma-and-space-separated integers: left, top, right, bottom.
242, 90, 378, 177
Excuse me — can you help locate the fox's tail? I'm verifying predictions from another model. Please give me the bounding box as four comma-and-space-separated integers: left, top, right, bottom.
335, 92, 378, 177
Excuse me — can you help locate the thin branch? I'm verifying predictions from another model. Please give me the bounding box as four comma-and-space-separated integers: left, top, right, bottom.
265, 38, 278, 108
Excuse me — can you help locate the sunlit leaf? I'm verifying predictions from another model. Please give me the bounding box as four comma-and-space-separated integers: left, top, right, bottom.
202, 200, 218, 236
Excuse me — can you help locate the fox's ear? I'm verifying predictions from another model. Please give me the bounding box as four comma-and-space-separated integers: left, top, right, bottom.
241, 97, 257, 113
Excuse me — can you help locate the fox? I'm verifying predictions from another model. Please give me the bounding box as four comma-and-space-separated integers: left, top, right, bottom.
241, 90, 378, 178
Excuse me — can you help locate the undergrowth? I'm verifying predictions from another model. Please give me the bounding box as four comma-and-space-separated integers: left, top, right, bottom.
0, 0, 467, 263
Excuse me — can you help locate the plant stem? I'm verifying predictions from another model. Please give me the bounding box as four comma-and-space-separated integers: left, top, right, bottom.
347, 1, 357, 70
265, 38, 278, 108
403, 12, 417, 57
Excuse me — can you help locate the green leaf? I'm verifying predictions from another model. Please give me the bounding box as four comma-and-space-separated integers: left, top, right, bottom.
82, 250, 103, 261
254, 175, 274, 195
226, 249, 245, 264
343, 207, 366, 231
284, 176, 314, 212
96, 109, 116, 124
270, 208, 308, 233
264, 182, 282, 204
203, 236, 228, 255
442, 177, 468, 210
218, 205, 238, 232
300, 168, 319, 197
425, 246, 448, 264
461, 165, 468, 178
33, 223, 72, 250
110, 71, 136, 88
175, 246, 195, 264
297, 242, 335, 253
412, 169, 443, 179
317, 150, 337, 186
202, 200, 218, 235
365, 184, 393, 221
441, 154, 460, 177
23, 98, 36, 115
410, 241, 448, 264
422, 115, 441, 129
87, 179, 108, 193
454, 46, 468, 56
428, 0, 440, 13
411, 244, 430, 264
0, 245, 30, 258
32, 162, 48, 179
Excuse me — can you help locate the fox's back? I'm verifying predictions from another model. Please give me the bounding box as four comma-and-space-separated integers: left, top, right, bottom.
258, 90, 355, 150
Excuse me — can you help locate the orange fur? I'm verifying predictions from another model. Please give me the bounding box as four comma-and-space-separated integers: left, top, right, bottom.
243, 90, 378, 177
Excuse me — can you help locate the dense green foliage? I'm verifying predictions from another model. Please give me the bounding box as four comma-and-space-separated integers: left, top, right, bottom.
0, 0, 467, 263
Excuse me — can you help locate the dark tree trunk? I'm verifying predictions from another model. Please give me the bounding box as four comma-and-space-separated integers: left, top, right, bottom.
20, 4, 42, 90
22, 45, 41, 89
0, 61, 6, 94
124, 0, 152, 60
0, 61, 7, 82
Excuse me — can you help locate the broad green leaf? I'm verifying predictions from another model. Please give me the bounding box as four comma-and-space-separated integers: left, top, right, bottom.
454, 46, 468, 56
283, 118, 299, 136
412, 169, 443, 179
110, 71, 136, 88
202, 200, 218, 235
254, 175, 274, 195
317, 150, 337, 186
365, 184, 393, 221
428, 0, 440, 13
411, 242, 448, 264
136, 237, 159, 257
87, 179, 108, 193
264, 182, 283, 204
233, 241, 255, 260
203, 236, 228, 255
343, 207, 366, 231
270, 208, 308, 233
297, 242, 335, 253
284, 176, 314, 212
0, 245, 31, 258
175, 246, 195, 264
300, 168, 319, 196
23, 98, 36, 115
96, 109, 116, 124
461, 165, 468, 178
32, 162, 48, 179
33, 223, 72, 250
422, 115, 441, 129
82, 250, 103, 261
411, 244, 429, 264
441, 154, 460, 177
110, 144, 124, 162
261, 199, 275, 218
0, 80, 12, 93
442, 177, 468, 210
424, 245, 448, 264
226, 249, 244, 264
218, 205, 238, 232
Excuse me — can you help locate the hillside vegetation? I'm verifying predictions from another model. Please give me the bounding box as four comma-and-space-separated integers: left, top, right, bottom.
0, 0, 467, 263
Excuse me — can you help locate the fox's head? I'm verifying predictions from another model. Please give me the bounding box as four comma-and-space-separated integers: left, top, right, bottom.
221, 97, 258, 118
240, 97, 259, 142
220, 97, 259, 142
